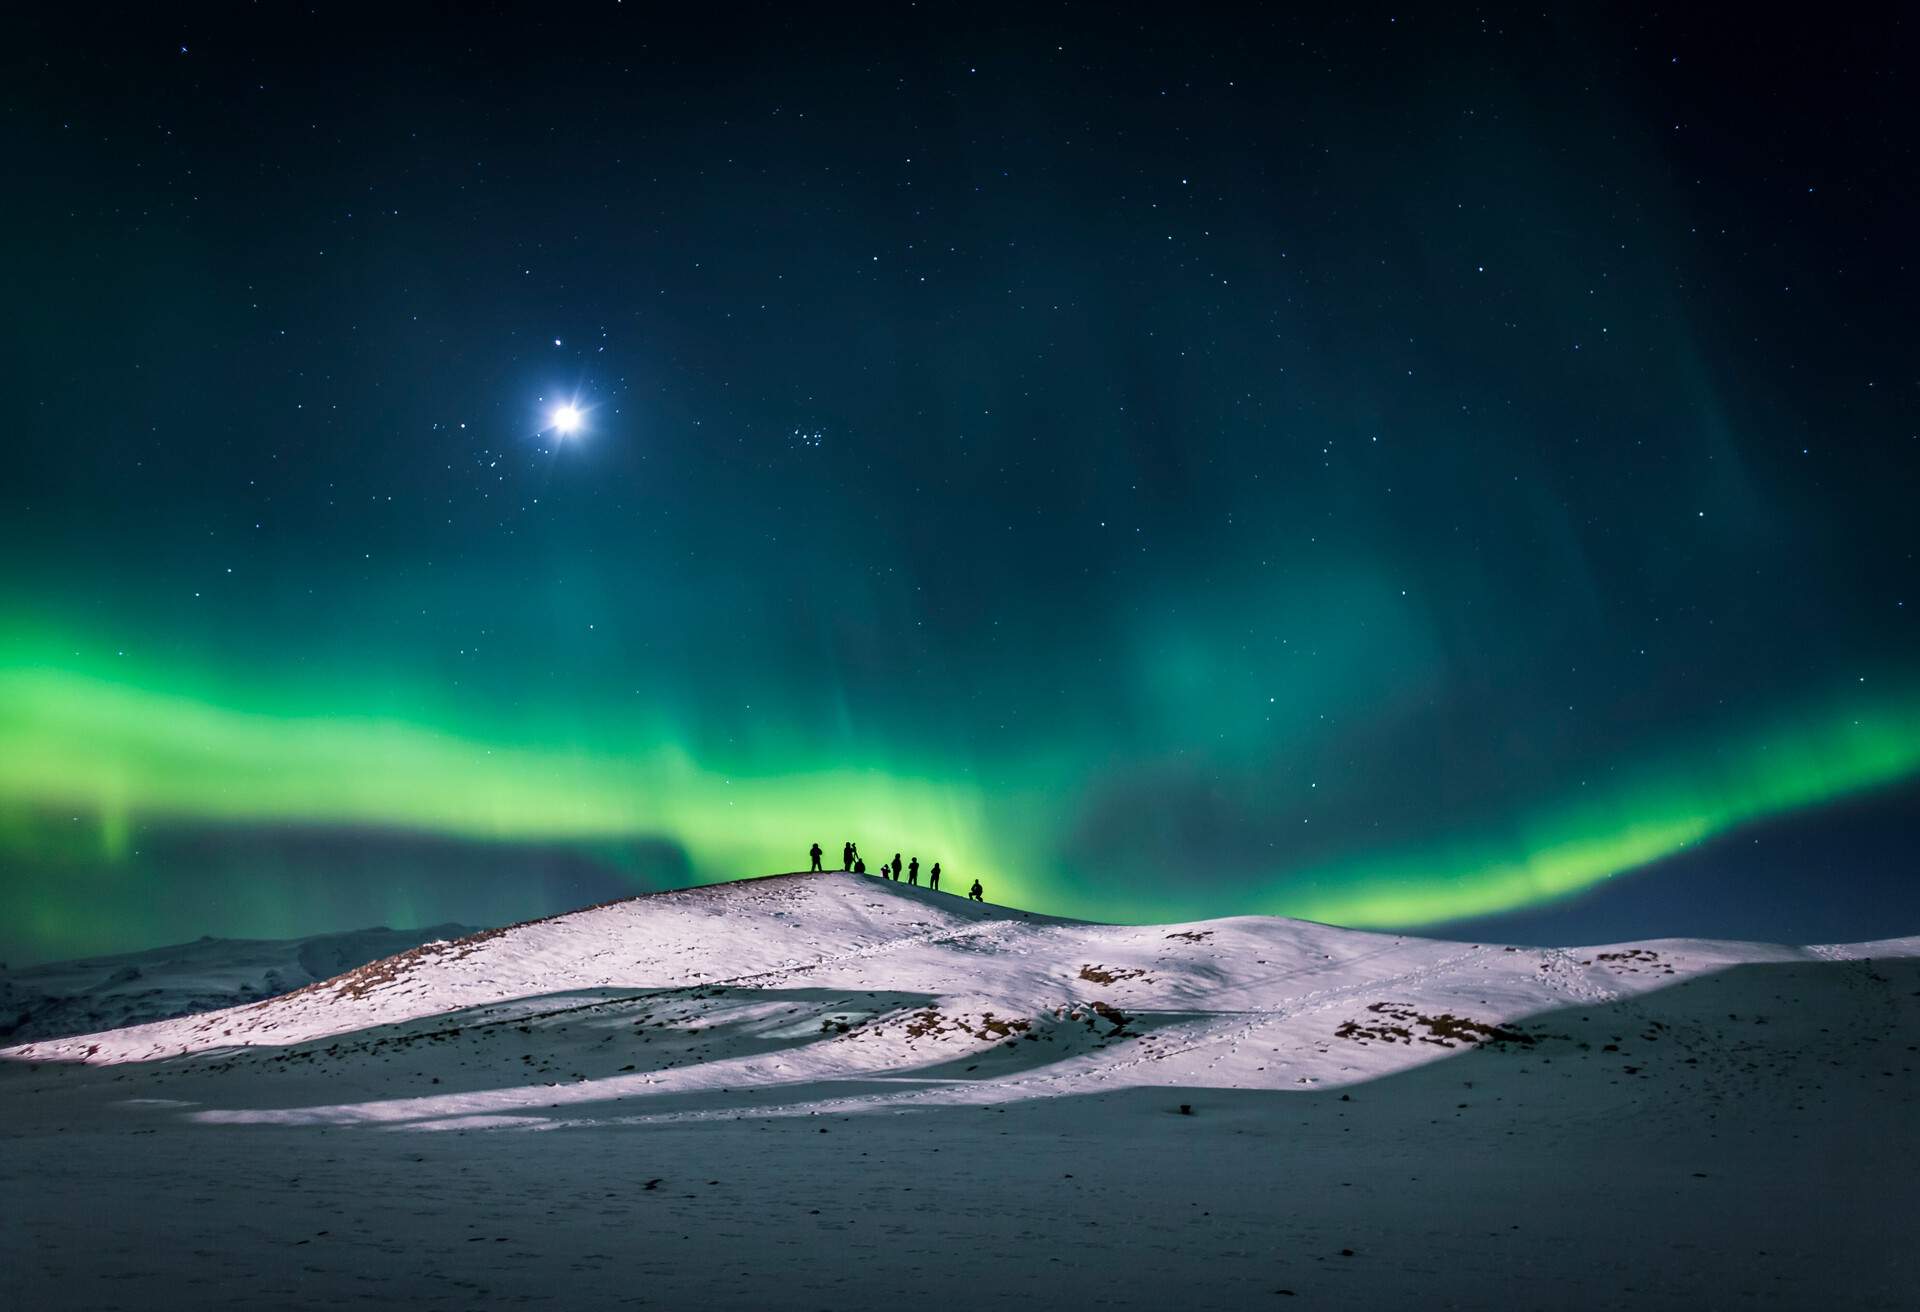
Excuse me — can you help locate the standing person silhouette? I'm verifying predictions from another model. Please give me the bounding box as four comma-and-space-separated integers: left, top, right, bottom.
891, 853, 903, 881
842, 841, 855, 871
968, 878, 984, 902
809, 842, 823, 872
929, 862, 941, 892
907, 857, 919, 886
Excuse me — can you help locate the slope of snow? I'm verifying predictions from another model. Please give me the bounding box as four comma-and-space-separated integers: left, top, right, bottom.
0, 922, 475, 1043
6, 872, 1893, 1105
3, 871, 1916, 1309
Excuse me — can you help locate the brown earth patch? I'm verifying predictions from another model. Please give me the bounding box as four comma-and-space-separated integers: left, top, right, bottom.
899, 1009, 1033, 1043
1588, 947, 1676, 976
1334, 1001, 1537, 1049
1053, 1000, 1134, 1038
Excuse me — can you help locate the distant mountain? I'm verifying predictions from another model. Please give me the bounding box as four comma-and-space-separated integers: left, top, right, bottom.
0, 923, 477, 1042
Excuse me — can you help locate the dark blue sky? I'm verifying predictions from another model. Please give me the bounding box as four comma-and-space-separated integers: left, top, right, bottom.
2, 5, 1915, 961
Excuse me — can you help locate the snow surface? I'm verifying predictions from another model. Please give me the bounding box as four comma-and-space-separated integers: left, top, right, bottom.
3, 871, 1916, 1308
0, 922, 475, 1043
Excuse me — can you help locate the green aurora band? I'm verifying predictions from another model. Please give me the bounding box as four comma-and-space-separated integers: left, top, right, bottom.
4, 638, 1918, 943
1286, 699, 1920, 928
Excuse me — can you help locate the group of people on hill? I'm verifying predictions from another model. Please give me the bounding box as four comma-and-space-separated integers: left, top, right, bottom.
809, 841, 984, 902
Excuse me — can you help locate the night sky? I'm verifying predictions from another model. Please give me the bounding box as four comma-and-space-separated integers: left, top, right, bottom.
4, 6, 1916, 964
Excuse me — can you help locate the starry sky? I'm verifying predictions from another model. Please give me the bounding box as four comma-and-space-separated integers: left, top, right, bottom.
4, 5, 1916, 964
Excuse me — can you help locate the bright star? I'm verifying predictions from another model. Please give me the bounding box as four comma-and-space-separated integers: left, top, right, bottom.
550, 404, 584, 436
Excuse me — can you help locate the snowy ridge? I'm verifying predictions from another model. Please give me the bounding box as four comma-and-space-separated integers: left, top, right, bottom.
8, 871, 1912, 1129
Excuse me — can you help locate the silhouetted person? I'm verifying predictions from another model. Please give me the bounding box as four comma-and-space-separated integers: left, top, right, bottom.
929, 862, 941, 892
854, 857, 867, 875
968, 879, 984, 902
809, 842, 823, 872
842, 841, 855, 870
891, 853, 903, 881
907, 857, 920, 886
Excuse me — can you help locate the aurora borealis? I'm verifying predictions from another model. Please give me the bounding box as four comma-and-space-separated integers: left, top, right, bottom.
4, 7, 1916, 962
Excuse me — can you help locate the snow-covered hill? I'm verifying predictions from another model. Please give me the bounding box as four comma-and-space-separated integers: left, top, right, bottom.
6, 871, 1913, 1115
0, 922, 475, 1043
3, 871, 1916, 1309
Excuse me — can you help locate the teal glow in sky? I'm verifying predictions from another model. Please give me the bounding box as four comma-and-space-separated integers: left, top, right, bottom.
4, 8, 1916, 961
3, 632, 1916, 960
